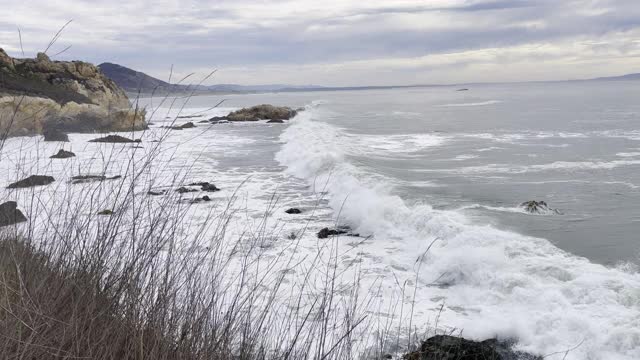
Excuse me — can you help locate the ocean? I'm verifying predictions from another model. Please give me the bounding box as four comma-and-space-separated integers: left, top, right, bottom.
2, 80, 639, 359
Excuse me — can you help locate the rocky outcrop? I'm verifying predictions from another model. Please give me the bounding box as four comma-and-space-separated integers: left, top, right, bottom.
209, 104, 297, 123
50, 149, 75, 159
404, 335, 541, 360
7, 175, 55, 189
0, 49, 146, 138
0, 201, 27, 227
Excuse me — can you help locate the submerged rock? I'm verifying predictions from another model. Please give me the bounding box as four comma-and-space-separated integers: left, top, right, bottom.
0, 201, 27, 227
318, 227, 358, 239
98, 209, 113, 216
188, 182, 220, 192
285, 208, 302, 214
176, 186, 198, 194
43, 128, 69, 142
404, 335, 541, 360
89, 135, 140, 143
71, 175, 121, 184
7, 175, 55, 189
166, 122, 196, 130
189, 195, 212, 204
225, 104, 297, 122
50, 149, 75, 159
147, 190, 166, 196
520, 200, 560, 214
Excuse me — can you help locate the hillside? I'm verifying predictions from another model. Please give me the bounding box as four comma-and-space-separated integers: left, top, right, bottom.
98, 62, 174, 92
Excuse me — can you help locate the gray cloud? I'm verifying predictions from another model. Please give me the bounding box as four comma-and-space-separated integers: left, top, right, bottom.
0, 0, 638, 85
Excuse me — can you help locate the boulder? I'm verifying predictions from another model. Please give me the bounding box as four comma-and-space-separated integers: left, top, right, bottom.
317, 227, 347, 239
0, 49, 146, 138
267, 119, 284, 123
98, 209, 113, 216
89, 135, 140, 143
50, 149, 75, 159
147, 190, 166, 196
7, 175, 55, 189
0, 201, 27, 227
285, 208, 302, 214
226, 104, 297, 122
403, 335, 541, 360
43, 128, 69, 142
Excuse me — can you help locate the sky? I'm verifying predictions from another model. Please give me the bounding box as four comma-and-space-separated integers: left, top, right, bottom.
0, 0, 639, 86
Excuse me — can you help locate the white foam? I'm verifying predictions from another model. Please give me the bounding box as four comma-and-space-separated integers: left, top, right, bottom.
276, 108, 640, 360
438, 100, 502, 107
425, 159, 640, 175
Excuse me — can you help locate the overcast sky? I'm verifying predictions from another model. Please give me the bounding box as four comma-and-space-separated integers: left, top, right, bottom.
1, 0, 639, 86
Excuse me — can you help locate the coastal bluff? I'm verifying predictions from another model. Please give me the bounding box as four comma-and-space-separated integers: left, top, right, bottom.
0, 49, 146, 138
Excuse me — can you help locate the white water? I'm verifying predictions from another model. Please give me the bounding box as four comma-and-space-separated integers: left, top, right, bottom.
275, 106, 640, 360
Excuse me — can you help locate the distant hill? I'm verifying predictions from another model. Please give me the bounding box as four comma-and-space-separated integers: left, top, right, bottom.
97, 63, 324, 94
98, 63, 174, 92
590, 73, 640, 82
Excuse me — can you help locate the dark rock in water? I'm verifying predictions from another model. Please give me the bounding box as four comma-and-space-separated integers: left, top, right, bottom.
267, 119, 284, 123
456, 88, 469, 91
147, 190, 166, 196
166, 122, 196, 130
43, 128, 69, 142
176, 186, 198, 194
404, 335, 541, 360
0, 201, 27, 227
208, 116, 228, 122
188, 182, 220, 192
50, 149, 75, 159
89, 135, 140, 143
7, 175, 55, 189
98, 209, 113, 216
317, 227, 348, 239
285, 208, 302, 214
71, 175, 121, 184
520, 200, 559, 214
189, 195, 212, 204
226, 104, 297, 122
198, 120, 210, 123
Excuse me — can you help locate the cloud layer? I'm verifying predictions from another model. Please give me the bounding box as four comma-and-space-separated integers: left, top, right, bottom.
1, 0, 639, 85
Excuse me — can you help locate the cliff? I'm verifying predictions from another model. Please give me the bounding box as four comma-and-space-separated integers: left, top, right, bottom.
0, 49, 146, 138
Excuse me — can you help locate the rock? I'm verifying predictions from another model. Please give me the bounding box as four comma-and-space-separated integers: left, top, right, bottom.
147, 190, 166, 196
50, 149, 75, 159
176, 187, 198, 194
188, 182, 220, 192
285, 208, 302, 214
404, 335, 541, 360
0, 50, 146, 138
71, 175, 121, 184
98, 209, 113, 216
208, 116, 228, 122
267, 119, 284, 123
166, 122, 196, 130
89, 135, 140, 143
189, 195, 212, 204
520, 200, 559, 214
43, 128, 69, 142
0, 201, 27, 227
226, 104, 297, 122
456, 88, 469, 91
7, 175, 55, 189
317, 227, 348, 239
